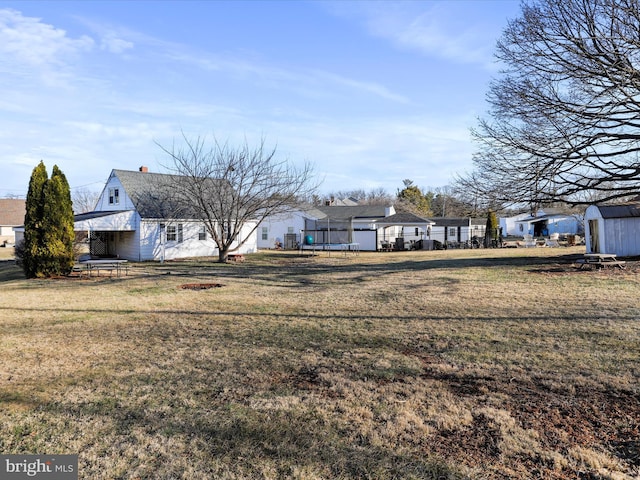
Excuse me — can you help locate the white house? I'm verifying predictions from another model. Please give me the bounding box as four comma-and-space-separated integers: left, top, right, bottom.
73, 168, 257, 261
375, 212, 434, 250
428, 217, 486, 247
501, 210, 582, 237
584, 202, 640, 256
0, 199, 25, 246
256, 205, 326, 250
303, 204, 396, 251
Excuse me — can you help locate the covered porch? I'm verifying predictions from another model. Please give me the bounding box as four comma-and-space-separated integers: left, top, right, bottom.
74, 210, 138, 259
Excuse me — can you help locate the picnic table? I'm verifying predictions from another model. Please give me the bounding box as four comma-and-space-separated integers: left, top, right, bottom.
575, 253, 626, 270
79, 259, 129, 277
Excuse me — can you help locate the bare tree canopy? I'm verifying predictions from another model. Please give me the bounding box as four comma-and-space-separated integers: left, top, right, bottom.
72, 187, 100, 214
463, 0, 640, 208
158, 133, 318, 262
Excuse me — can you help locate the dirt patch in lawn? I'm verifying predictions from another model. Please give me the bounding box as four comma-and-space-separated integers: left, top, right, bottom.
179, 283, 225, 290
415, 352, 640, 478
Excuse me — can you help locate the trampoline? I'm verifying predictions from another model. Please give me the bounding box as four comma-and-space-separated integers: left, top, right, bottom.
300, 242, 360, 256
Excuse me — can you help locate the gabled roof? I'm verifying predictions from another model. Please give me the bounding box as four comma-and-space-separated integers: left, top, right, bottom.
429, 217, 472, 227
301, 206, 328, 220
515, 213, 575, 223
112, 169, 228, 219
75, 210, 128, 222
376, 212, 433, 225
594, 202, 640, 219
315, 205, 390, 220
0, 199, 26, 226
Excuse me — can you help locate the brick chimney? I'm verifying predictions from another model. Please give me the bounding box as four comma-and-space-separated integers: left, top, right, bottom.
139, 166, 148, 173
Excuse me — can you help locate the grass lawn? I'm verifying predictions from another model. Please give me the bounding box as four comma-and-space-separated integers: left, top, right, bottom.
0, 247, 638, 479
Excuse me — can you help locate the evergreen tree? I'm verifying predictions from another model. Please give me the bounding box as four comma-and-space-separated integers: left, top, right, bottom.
396, 180, 432, 216
41, 166, 75, 276
23, 161, 48, 278
22, 162, 75, 278
484, 210, 499, 248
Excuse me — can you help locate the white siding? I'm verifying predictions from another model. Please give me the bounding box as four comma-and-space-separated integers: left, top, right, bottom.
584, 205, 640, 256
95, 175, 136, 212
139, 220, 258, 261
0, 225, 16, 244
601, 218, 640, 257
352, 230, 377, 251
257, 212, 307, 249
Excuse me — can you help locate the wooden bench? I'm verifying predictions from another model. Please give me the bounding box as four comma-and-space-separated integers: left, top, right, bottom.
82, 259, 129, 277
575, 254, 625, 270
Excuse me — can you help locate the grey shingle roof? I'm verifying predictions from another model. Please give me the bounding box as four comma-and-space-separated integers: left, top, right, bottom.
376, 212, 432, 224
113, 169, 228, 219
0, 199, 26, 226
596, 202, 640, 219
315, 205, 390, 220
428, 217, 472, 227
74, 210, 124, 222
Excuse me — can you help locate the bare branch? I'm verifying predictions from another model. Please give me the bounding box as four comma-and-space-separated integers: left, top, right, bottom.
465, 0, 640, 206
156, 133, 319, 261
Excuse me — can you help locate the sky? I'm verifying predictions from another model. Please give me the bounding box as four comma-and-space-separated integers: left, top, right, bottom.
0, 0, 522, 199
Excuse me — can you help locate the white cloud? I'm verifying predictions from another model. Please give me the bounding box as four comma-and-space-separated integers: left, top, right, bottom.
100, 34, 133, 54
312, 70, 410, 104
0, 8, 94, 67
324, 1, 511, 68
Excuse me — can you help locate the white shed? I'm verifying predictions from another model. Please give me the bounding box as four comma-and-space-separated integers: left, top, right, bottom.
584, 202, 640, 256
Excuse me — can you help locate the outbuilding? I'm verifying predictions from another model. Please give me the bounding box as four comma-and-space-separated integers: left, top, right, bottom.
584, 202, 640, 256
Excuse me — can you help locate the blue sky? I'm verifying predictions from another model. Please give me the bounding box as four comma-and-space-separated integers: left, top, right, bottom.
0, 0, 521, 199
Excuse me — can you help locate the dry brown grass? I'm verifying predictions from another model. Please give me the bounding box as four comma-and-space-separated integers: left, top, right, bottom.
0, 247, 639, 479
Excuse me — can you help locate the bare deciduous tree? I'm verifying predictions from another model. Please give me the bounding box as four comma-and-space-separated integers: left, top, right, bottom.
157, 133, 319, 262
464, 0, 640, 207
72, 187, 100, 214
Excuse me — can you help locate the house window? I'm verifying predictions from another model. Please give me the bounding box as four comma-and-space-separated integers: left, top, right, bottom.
199, 225, 207, 241
166, 225, 177, 242
166, 224, 183, 242
415, 228, 419, 237
262, 227, 268, 241
448, 227, 457, 238
287, 226, 294, 234
108, 187, 119, 205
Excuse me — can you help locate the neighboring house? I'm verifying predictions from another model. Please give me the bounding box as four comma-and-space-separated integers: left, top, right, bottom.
584, 202, 640, 256
304, 204, 396, 251
259, 203, 440, 251
256, 205, 325, 250
500, 212, 533, 237
0, 199, 25, 246
258, 204, 491, 252
501, 210, 582, 237
428, 217, 487, 247
375, 212, 434, 250
73, 167, 257, 261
